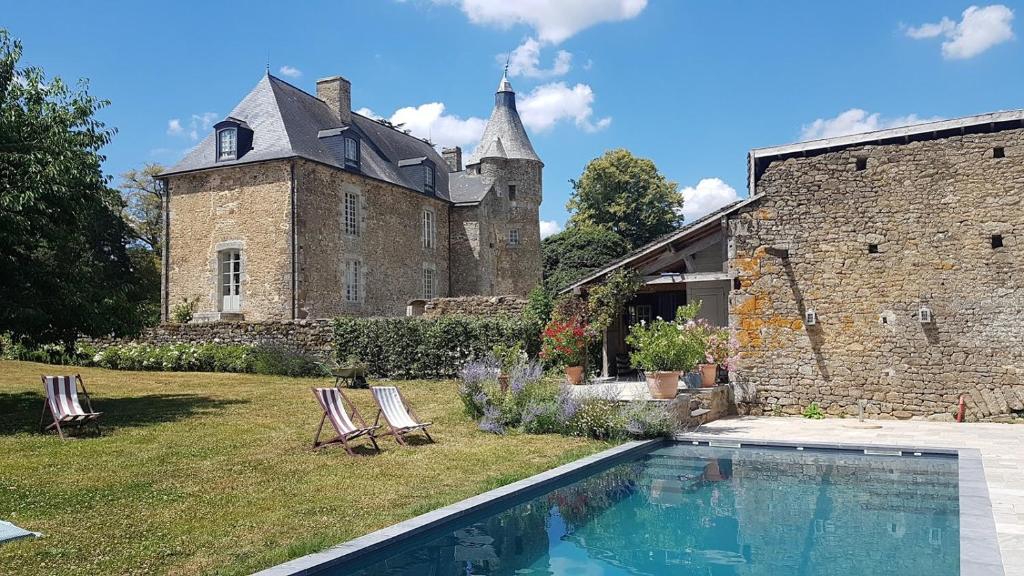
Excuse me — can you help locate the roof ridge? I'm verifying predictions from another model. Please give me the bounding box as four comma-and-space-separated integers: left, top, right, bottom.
352, 111, 437, 150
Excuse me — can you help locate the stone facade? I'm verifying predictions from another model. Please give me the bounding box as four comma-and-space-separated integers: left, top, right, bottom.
450, 157, 542, 297
418, 295, 527, 319
295, 160, 450, 318
166, 161, 294, 321
730, 128, 1024, 421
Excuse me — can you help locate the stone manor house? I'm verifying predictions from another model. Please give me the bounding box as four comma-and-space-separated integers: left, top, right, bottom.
159, 72, 542, 322
569, 110, 1024, 421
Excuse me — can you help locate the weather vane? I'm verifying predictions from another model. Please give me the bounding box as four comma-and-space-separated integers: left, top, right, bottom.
504, 53, 510, 75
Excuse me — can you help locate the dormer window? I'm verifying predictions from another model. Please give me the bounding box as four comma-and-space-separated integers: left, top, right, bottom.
424, 164, 436, 194
218, 128, 237, 161
344, 136, 360, 170
213, 117, 252, 162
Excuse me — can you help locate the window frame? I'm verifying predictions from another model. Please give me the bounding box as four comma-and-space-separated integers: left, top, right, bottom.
218, 248, 242, 312
344, 258, 362, 303
343, 191, 361, 238
344, 136, 360, 170
422, 263, 437, 299
508, 228, 520, 247
421, 208, 436, 250
508, 184, 517, 201
217, 128, 238, 161
424, 164, 436, 194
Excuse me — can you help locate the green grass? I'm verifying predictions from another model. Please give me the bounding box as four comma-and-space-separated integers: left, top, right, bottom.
0, 360, 610, 575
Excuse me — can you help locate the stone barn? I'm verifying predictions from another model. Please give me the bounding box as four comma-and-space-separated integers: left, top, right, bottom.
570, 109, 1023, 421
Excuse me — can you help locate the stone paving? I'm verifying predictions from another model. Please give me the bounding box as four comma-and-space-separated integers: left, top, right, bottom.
686, 416, 1024, 575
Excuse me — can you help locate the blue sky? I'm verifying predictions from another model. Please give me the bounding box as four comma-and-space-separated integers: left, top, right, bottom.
5, 1, 1021, 236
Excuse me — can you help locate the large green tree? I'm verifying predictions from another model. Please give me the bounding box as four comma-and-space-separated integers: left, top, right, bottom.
566, 149, 684, 248
120, 163, 165, 253
0, 30, 154, 344
542, 224, 630, 293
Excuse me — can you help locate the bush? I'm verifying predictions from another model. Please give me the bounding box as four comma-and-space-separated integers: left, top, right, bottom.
170, 297, 199, 324
334, 315, 538, 379
250, 343, 327, 377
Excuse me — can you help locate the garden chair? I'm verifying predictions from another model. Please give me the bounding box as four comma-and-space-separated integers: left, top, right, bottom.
371, 386, 434, 446
40, 375, 102, 440
311, 387, 380, 455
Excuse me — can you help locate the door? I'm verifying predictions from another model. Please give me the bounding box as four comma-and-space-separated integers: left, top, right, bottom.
688, 283, 728, 327
220, 249, 241, 312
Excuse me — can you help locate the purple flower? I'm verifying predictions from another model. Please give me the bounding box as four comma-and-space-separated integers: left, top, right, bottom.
521, 403, 545, 427
556, 385, 580, 424
479, 405, 505, 434
459, 356, 500, 388
509, 360, 543, 394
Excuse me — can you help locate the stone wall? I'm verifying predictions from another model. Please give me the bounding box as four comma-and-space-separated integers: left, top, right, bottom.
165, 160, 293, 322
729, 128, 1024, 421
419, 295, 528, 319
88, 320, 335, 361
294, 160, 450, 319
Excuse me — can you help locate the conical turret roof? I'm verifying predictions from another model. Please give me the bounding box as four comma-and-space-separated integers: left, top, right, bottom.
466, 73, 541, 165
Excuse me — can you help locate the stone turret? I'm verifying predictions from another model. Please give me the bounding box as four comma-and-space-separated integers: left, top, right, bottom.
460, 71, 543, 296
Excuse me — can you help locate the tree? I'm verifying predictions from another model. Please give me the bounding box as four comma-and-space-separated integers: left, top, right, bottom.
0, 30, 154, 344
542, 225, 630, 293
566, 149, 684, 248
120, 163, 165, 252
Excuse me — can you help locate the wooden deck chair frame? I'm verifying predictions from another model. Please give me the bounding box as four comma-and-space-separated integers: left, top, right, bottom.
311, 387, 380, 455
371, 386, 434, 446
40, 374, 101, 440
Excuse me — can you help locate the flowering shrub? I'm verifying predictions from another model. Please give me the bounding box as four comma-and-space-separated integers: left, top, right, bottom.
79, 342, 325, 376
626, 316, 706, 373
540, 318, 589, 367
704, 328, 740, 370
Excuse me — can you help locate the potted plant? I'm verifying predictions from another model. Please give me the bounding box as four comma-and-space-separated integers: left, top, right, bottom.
626, 316, 706, 399
541, 317, 589, 385
492, 341, 525, 392
701, 328, 739, 388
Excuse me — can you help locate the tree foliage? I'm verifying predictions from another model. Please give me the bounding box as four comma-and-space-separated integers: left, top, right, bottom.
542, 224, 630, 293
0, 30, 154, 344
120, 163, 164, 252
566, 148, 684, 248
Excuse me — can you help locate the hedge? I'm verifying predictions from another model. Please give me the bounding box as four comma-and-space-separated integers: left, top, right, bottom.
333, 315, 540, 379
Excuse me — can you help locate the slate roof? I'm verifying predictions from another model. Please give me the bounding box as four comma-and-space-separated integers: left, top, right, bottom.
465, 74, 541, 165
163, 74, 451, 200
448, 171, 492, 204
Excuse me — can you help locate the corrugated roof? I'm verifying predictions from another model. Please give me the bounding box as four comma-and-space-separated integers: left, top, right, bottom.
163, 74, 451, 200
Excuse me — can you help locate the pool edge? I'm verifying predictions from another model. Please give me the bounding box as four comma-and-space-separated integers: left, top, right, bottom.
251, 438, 664, 576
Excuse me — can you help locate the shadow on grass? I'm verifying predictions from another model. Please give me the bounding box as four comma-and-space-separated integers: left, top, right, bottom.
0, 391, 248, 435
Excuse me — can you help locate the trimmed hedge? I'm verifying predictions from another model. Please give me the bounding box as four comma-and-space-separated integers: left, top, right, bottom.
334, 315, 540, 379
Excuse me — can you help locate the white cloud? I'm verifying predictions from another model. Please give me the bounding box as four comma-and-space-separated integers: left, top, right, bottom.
679, 178, 740, 222
503, 37, 572, 78
518, 82, 611, 133
906, 4, 1014, 59
800, 108, 944, 141
451, 0, 647, 43
359, 104, 487, 150
166, 118, 183, 136
187, 112, 220, 141
539, 219, 563, 238
278, 65, 302, 78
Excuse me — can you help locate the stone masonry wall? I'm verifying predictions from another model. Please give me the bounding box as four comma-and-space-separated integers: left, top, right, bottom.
420, 296, 527, 319
730, 128, 1024, 421
166, 161, 293, 322
295, 160, 450, 319
87, 320, 335, 361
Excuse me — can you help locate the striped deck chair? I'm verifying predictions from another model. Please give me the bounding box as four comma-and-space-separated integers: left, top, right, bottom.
371, 386, 433, 446
40, 375, 101, 440
311, 387, 380, 455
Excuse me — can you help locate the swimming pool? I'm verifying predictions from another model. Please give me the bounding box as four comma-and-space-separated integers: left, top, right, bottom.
257, 439, 1001, 576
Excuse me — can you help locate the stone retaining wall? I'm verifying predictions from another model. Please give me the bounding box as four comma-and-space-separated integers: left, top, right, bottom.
86, 320, 336, 361
418, 295, 528, 319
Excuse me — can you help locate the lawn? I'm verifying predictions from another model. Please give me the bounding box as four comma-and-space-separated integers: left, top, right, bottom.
0, 360, 610, 575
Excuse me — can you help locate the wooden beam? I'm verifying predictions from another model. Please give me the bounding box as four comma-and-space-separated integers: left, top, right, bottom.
637, 231, 723, 275
643, 272, 732, 285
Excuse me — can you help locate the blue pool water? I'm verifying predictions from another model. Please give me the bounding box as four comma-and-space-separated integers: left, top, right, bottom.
341, 443, 960, 575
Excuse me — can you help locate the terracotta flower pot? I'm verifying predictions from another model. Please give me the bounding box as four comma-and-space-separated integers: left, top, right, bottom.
646, 371, 681, 399
699, 363, 718, 388
565, 365, 585, 385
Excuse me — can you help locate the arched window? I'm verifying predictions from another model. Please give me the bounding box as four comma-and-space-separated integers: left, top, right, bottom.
217, 128, 237, 161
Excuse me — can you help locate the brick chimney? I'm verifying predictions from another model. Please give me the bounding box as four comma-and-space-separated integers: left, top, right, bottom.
442, 146, 463, 173
316, 75, 351, 126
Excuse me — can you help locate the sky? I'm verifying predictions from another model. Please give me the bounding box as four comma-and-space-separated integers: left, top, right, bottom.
5, 1, 1021, 238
